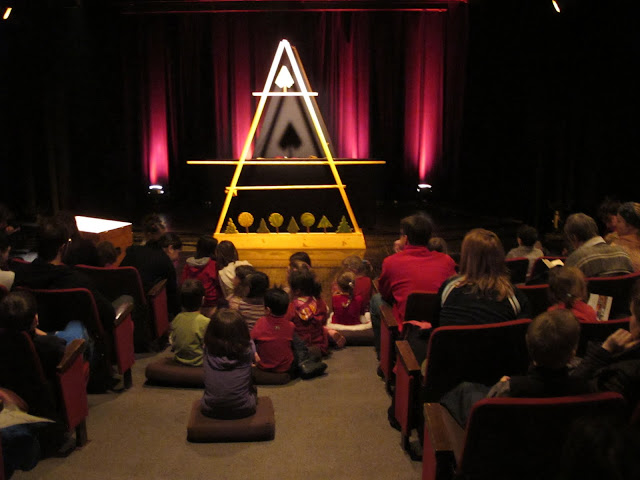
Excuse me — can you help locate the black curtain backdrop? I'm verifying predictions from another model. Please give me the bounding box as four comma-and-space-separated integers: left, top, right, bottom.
1, 0, 638, 235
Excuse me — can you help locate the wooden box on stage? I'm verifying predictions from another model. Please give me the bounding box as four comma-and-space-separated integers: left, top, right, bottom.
214, 232, 366, 289
75, 216, 133, 266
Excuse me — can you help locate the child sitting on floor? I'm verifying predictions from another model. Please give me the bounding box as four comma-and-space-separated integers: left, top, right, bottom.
328, 271, 373, 331
201, 309, 258, 420
229, 271, 269, 331
335, 255, 375, 311
181, 236, 221, 317
547, 266, 598, 323
440, 310, 589, 426
288, 267, 345, 357
170, 279, 210, 366
251, 287, 328, 379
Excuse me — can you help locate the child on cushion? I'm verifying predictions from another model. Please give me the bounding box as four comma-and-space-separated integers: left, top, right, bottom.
333, 255, 375, 312
328, 271, 373, 331
201, 309, 258, 420
547, 266, 598, 323
170, 279, 210, 366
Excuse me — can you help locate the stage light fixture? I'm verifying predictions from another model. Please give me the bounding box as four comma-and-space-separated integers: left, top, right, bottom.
417, 183, 432, 192
148, 184, 165, 195
552, 0, 561, 13
3, 7, 12, 20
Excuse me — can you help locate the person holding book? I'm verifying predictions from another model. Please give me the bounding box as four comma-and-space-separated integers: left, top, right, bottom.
571, 285, 640, 412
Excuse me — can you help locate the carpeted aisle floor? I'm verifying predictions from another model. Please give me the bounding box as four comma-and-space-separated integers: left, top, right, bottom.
13, 346, 421, 480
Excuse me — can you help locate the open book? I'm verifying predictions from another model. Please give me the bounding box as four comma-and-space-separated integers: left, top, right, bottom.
587, 293, 613, 321
542, 258, 564, 269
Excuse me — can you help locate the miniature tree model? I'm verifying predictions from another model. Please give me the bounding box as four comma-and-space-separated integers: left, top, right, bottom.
225, 218, 239, 234
300, 212, 315, 233
238, 212, 255, 233
317, 215, 333, 233
268, 213, 284, 233
336, 216, 353, 233
257, 218, 270, 233
287, 217, 300, 234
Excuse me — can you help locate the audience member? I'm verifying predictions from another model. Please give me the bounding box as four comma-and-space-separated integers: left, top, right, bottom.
571, 284, 640, 411
230, 271, 269, 331
140, 214, 166, 244
216, 240, 252, 299
95, 241, 120, 268
121, 231, 182, 318
547, 266, 598, 323
372, 212, 456, 353
336, 255, 374, 311
506, 224, 544, 279
608, 202, 640, 271
201, 309, 258, 420
563, 213, 632, 277
11, 217, 116, 334
288, 267, 345, 356
596, 197, 621, 238
55, 211, 100, 267
226, 265, 257, 309
328, 271, 372, 331
0, 231, 15, 290
0, 291, 67, 391
251, 288, 327, 379
441, 310, 587, 426
0, 203, 19, 236
180, 235, 221, 316
251, 287, 295, 373
289, 251, 312, 267
435, 228, 530, 328
427, 236, 448, 254
169, 279, 210, 366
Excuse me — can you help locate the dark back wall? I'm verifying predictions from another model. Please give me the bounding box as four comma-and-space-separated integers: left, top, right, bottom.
1, 0, 638, 233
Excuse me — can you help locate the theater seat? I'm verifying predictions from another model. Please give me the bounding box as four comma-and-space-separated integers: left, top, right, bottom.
186, 397, 275, 443
144, 356, 204, 388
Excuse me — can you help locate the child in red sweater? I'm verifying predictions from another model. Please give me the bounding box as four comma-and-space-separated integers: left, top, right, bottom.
547, 266, 598, 323
181, 236, 221, 317
328, 271, 373, 331
251, 288, 327, 379
288, 268, 345, 356
336, 255, 375, 312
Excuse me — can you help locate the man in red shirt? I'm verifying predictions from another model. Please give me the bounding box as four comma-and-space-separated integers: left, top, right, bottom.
372, 213, 456, 352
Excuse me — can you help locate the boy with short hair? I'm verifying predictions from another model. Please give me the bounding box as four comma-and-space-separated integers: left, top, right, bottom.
251, 288, 296, 373
251, 287, 327, 379
170, 279, 210, 366
441, 310, 589, 426
506, 224, 544, 280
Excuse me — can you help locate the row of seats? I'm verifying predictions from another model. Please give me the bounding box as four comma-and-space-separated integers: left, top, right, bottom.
377, 277, 640, 478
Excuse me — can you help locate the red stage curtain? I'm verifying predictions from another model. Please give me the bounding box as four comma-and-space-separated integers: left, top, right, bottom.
124, 10, 467, 194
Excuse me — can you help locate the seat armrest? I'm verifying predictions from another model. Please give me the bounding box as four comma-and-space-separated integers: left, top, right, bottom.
424, 403, 465, 467
396, 340, 421, 373
114, 302, 135, 327
57, 339, 86, 373
147, 279, 167, 298
0, 388, 29, 412
381, 303, 398, 329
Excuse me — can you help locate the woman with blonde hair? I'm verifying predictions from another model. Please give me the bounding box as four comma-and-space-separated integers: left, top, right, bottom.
435, 228, 530, 327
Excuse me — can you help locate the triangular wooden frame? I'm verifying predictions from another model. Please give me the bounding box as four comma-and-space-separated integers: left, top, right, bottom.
214, 39, 361, 234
